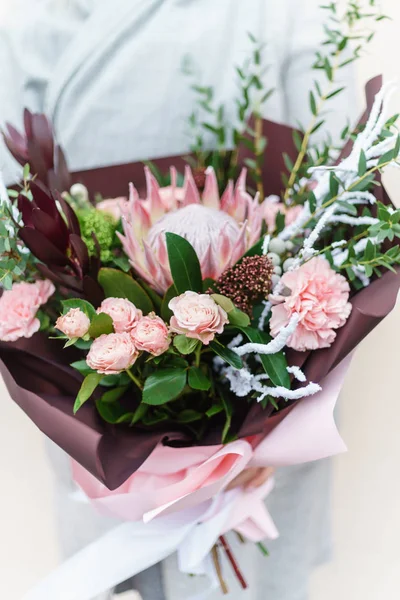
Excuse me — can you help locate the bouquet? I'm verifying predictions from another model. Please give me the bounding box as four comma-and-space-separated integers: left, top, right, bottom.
1, 3, 399, 598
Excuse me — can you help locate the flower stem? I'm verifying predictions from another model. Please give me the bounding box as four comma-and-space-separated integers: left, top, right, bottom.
219, 535, 248, 590
211, 545, 229, 595
126, 369, 143, 390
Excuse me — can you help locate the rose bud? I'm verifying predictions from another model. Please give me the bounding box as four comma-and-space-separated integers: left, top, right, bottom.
86, 332, 139, 375
97, 297, 142, 333
131, 314, 171, 356
56, 308, 90, 339
169, 291, 228, 345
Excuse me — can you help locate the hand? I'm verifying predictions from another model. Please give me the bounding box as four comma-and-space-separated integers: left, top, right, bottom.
226, 466, 275, 491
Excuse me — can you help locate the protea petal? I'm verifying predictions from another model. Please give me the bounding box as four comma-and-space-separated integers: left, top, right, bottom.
217, 222, 235, 268
182, 165, 201, 206
220, 179, 234, 215
230, 222, 248, 266
144, 166, 166, 222
231, 168, 252, 223
202, 167, 220, 209
200, 243, 221, 280
128, 183, 151, 240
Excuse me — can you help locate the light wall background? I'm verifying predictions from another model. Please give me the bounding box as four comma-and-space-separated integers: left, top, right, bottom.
0, 1, 399, 599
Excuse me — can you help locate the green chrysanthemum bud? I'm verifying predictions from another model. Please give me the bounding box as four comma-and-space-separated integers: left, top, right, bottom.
76, 208, 117, 263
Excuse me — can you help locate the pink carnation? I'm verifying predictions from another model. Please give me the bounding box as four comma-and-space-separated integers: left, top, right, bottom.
0, 280, 55, 342
97, 297, 142, 333
55, 308, 90, 339
86, 332, 138, 375
96, 197, 128, 221
270, 257, 352, 351
131, 314, 171, 356
263, 199, 303, 233
169, 291, 228, 345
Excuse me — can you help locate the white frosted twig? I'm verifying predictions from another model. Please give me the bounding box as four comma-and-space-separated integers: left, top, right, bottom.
222, 365, 321, 402
258, 300, 271, 331
331, 239, 347, 248
235, 313, 299, 357
286, 365, 307, 382
256, 381, 321, 402
262, 235, 270, 255
228, 334, 243, 349
300, 204, 337, 260
328, 214, 378, 226
340, 191, 376, 205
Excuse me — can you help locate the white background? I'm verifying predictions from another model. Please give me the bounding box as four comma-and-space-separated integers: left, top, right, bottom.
0, 1, 400, 599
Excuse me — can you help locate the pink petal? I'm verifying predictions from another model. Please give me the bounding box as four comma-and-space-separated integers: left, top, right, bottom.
202, 167, 220, 209
182, 165, 201, 206
144, 166, 166, 222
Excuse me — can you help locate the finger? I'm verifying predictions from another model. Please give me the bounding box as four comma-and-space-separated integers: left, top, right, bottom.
245, 466, 275, 489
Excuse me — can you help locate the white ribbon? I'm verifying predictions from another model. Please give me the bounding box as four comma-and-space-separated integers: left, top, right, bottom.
22, 492, 243, 600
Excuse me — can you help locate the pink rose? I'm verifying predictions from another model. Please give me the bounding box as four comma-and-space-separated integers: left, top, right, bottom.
270, 257, 352, 351
96, 197, 128, 221
55, 308, 90, 339
86, 332, 139, 374
0, 280, 55, 342
169, 291, 228, 345
131, 314, 171, 356
263, 198, 304, 233
97, 297, 142, 333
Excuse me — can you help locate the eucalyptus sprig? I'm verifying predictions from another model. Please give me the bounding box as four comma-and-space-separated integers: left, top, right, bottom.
283, 0, 389, 202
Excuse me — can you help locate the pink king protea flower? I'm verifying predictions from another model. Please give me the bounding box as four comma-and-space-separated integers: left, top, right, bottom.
118, 166, 263, 294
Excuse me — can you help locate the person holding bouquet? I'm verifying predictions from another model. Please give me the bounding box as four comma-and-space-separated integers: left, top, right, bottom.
0, 0, 357, 598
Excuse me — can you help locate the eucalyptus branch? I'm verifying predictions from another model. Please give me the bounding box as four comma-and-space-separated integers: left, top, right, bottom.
283, 0, 388, 202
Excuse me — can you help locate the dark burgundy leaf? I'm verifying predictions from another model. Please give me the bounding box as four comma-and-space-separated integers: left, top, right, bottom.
19, 227, 69, 266
31, 113, 54, 169
31, 208, 68, 252
54, 190, 81, 235
69, 233, 89, 274
54, 145, 71, 191
2, 124, 28, 164
82, 275, 105, 306
17, 194, 34, 227
30, 180, 58, 219
36, 264, 83, 294
23, 109, 33, 139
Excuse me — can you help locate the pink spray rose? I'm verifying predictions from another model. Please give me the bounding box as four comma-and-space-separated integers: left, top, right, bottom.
97, 297, 142, 333
0, 280, 55, 342
86, 332, 139, 374
131, 314, 171, 356
263, 197, 304, 233
169, 291, 228, 345
96, 197, 128, 222
55, 308, 90, 339
270, 257, 352, 351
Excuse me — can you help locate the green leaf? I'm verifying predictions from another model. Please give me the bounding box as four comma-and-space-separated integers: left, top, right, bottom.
221, 395, 233, 443
211, 293, 235, 313
161, 284, 176, 322
243, 238, 264, 258
95, 398, 135, 424
100, 385, 129, 403
206, 404, 224, 418
70, 360, 94, 376
308, 191, 317, 213
358, 150, 367, 176
165, 232, 203, 293
329, 172, 339, 197
211, 294, 250, 327
228, 308, 251, 327
73, 372, 103, 414
62, 298, 96, 320
88, 312, 114, 338
142, 368, 187, 405
309, 91, 317, 116
173, 335, 200, 355
209, 340, 243, 370
233, 326, 290, 388
98, 268, 153, 313
131, 403, 149, 425
177, 409, 203, 423
188, 366, 211, 391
